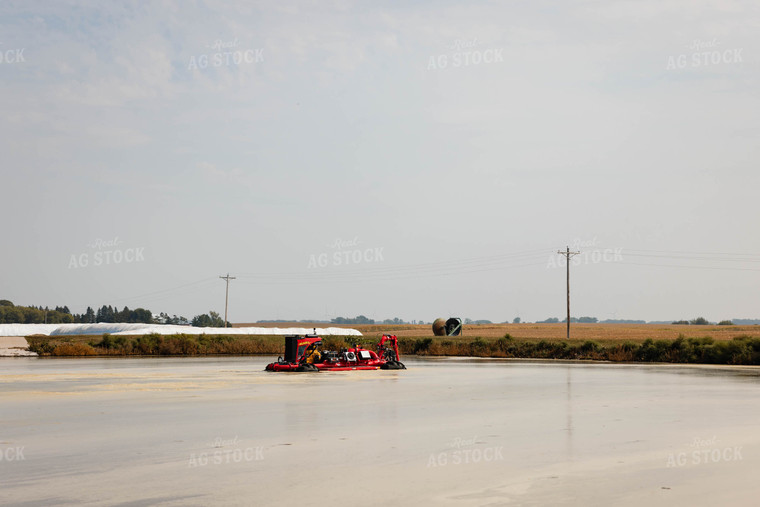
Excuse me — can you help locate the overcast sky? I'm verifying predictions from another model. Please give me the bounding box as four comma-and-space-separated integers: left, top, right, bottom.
1, 0, 759, 323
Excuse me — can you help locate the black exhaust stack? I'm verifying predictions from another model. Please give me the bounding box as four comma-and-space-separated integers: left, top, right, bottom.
284, 336, 298, 363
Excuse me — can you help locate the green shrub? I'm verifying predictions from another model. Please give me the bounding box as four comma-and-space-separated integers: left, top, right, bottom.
469, 338, 490, 356
134, 333, 161, 354
637, 339, 671, 362
580, 340, 600, 353
98, 333, 114, 349
413, 337, 434, 354
26, 337, 55, 355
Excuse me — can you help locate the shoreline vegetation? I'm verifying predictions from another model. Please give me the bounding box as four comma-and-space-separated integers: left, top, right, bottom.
24, 329, 760, 365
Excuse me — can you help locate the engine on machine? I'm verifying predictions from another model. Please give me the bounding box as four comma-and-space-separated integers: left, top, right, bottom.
265, 334, 406, 372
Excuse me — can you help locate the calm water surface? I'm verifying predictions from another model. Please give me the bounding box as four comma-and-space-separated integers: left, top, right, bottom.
1, 357, 759, 506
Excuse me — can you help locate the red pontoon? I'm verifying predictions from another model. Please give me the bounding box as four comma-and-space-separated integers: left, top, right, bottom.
265, 334, 406, 372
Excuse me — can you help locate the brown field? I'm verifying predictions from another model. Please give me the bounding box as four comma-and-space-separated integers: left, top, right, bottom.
234, 322, 760, 344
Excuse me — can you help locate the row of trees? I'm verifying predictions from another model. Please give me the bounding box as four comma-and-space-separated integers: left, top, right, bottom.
537, 316, 599, 324
331, 316, 430, 325
0, 302, 75, 324
528, 317, 734, 326
153, 312, 190, 325
0, 300, 227, 328
190, 311, 226, 327
672, 317, 734, 325
4, 299, 743, 329
331, 315, 376, 324
0, 301, 155, 325
92, 305, 152, 323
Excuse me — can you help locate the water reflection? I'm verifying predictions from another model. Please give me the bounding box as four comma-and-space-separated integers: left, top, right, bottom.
566, 367, 573, 462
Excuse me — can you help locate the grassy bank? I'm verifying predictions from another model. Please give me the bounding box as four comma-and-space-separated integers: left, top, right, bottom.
24, 332, 760, 365
401, 334, 760, 365
25, 334, 373, 357
26, 333, 284, 356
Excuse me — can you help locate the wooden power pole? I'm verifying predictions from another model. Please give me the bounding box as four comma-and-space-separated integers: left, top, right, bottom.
557, 247, 580, 339
219, 273, 236, 327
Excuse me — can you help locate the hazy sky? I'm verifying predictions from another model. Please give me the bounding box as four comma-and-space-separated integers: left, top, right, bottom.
2, 0, 759, 323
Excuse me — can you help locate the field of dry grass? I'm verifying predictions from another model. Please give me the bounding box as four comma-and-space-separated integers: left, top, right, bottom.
236, 322, 760, 344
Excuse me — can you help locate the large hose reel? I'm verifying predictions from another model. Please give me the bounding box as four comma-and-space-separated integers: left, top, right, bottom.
432, 317, 463, 336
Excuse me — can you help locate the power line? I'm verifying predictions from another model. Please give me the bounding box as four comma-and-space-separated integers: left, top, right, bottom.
67, 277, 219, 310
557, 246, 580, 339
615, 261, 760, 273
219, 273, 236, 327
236, 248, 552, 284
622, 252, 760, 263
623, 248, 760, 258
235, 261, 550, 285
111, 277, 217, 303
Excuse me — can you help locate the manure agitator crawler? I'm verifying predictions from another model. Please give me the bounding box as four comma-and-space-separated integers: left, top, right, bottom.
265, 334, 406, 372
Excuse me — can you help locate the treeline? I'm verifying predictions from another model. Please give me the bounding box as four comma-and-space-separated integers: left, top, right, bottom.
534, 316, 741, 325
190, 311, 226, 328
0, 300, 154, 324
257, 319, 331, 324
0, 300, 226, 328
330, 315, 428, 325
731, 319, 760, 325
672, 317, 734, 325
0, 301, 77, 324
536, 316, 600, 323
91, 305, 152, 323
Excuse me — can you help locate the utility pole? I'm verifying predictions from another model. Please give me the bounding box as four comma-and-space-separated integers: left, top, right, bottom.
219, 273, 236, 327
557, 247, 580, 339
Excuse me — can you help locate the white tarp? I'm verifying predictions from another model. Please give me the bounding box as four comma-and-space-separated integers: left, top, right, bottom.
0, 323, 362, 337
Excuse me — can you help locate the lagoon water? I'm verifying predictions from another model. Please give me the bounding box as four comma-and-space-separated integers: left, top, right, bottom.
1, 357, 759, 506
